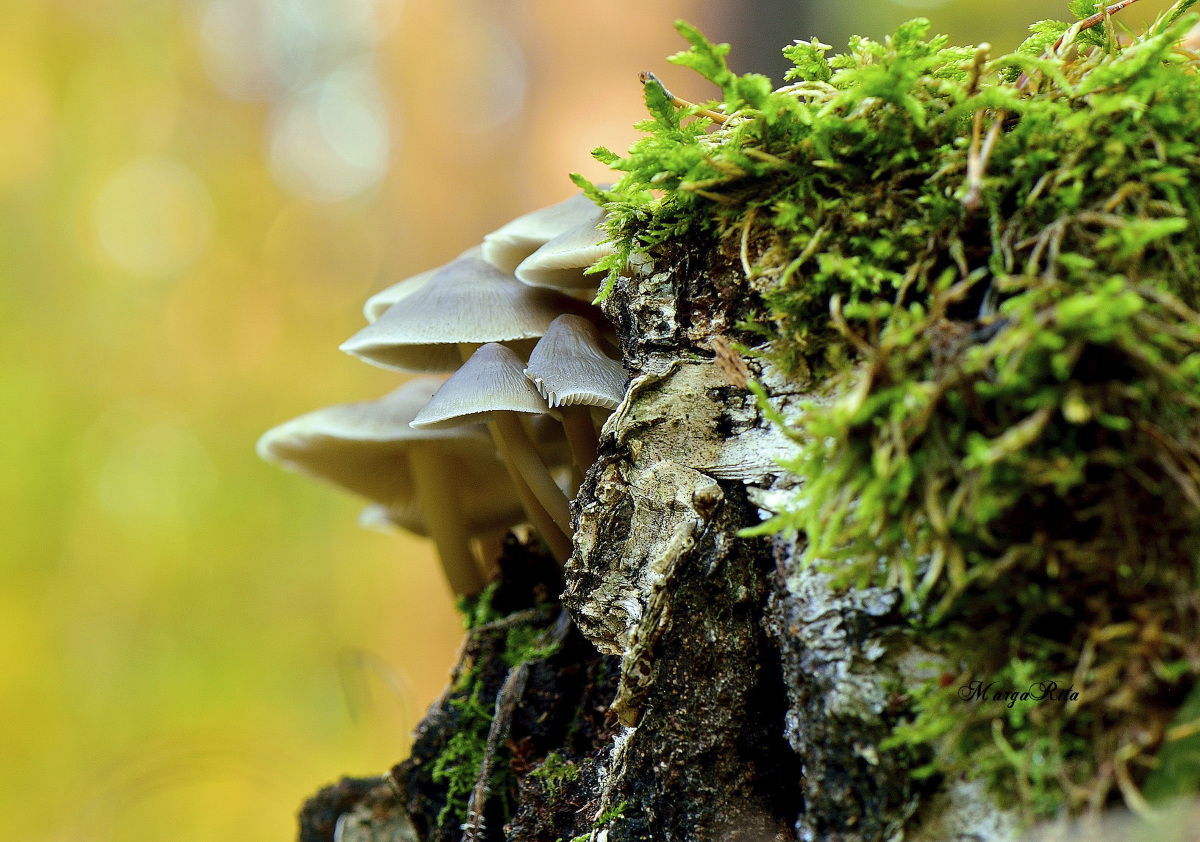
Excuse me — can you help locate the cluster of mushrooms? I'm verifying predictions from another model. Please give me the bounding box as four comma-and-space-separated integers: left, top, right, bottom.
258, 191, 629, 596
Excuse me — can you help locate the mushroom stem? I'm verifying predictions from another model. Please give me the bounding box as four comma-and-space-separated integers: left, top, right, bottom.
454, 341, 573, 561
559, 405, 599, 473
471, 528, 508, 579
491, 411, 573, 535
486, 421, 572, 563
408, 445, 486, 596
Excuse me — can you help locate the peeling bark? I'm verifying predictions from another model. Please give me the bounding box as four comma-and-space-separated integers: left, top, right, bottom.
298, 241, 1023, 842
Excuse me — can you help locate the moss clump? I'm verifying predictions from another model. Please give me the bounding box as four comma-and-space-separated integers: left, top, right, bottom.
564, 801, 627, 842
529, 752, 580, 798
456, 581, 505, 630
430, 682, 499, 832
583, 4, 1200, 821
432, 582, 560, 833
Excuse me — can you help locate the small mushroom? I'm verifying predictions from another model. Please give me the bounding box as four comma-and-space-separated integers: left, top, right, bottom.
357, 501, 425, 535
361, 246, 483, 324
482, 190, 606, 274
524, 314, 629, 473
357, 503, 513, 582
341, 255, 598, 372
514, 216, 617, 292
363, 268, 435, 324
411, 343, 574, 562
256, 377, 520, 595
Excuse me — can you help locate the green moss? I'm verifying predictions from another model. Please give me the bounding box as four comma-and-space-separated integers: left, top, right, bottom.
456, 581, 503, 630
594, 801, 627, 826
530, 752, 580, 798
430, 685, 495, 831
584, 5, 1200, 822
431, 593, 558, 833
564, 801, 628, 842
504, 623, 562, 667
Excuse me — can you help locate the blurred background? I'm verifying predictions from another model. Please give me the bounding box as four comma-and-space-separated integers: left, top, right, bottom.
0, 0, 1177, 839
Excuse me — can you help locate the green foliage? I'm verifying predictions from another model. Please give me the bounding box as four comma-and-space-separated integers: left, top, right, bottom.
590, 9, 1200, 821
456, 582, 503, 629
669, 21, 737, 98
530, 752, 580, 798
563, 800, 626, 842
431, 684, 495, 831
783, 38, 833, 82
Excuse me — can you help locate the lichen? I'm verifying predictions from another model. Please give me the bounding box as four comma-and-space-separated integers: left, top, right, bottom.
580, 4, 1200, 822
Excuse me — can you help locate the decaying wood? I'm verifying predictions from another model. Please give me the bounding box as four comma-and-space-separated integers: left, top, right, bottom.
299, 240, 1026, 842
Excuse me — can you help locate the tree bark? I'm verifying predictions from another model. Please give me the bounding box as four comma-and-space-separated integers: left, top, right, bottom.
299, 240, 1023, 842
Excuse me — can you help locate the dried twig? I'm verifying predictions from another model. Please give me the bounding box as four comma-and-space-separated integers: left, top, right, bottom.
967, 0, 1146, 212
639, 71, 730, 124
739, 205, 757, 278
710, 335, 750, 388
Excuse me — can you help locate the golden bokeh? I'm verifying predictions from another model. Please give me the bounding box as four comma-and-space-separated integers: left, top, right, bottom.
0, 0, 1172, 839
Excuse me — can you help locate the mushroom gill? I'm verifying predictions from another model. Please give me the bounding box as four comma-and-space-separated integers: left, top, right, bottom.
256, 377, 520, 596
525, 314, 629, 473
411, 342, 574, 563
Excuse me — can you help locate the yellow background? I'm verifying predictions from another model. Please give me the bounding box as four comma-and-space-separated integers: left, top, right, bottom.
0, 1, 1173, 839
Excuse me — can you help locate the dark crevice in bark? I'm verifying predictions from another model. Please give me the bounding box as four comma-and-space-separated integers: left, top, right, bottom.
601, 486, 806, 841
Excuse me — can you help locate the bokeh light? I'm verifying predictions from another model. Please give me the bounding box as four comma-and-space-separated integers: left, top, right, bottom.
269, 63, 391, 202
94, 158, 214, 279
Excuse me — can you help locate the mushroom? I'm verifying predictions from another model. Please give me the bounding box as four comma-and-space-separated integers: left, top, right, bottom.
357, 503, 513, 582
357, 501, 425, 535
256, 377, 520, 595
340, 255, 598, 373
362, 246, 483, 324
482, 190, 606, 274
524, 314, 629, 473
411, 343, 574, 563
514, 216, 617, 292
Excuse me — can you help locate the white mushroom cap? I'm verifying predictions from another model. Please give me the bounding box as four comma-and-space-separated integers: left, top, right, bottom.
363, 269, 435, 324
482, 190, 606, 274
525, 315, 629, 409
257, 377, 517, 519
358, 502, 425, 535
514, 217, 617, 291
341, 256, 591, 372
411, 343, 560, 430
362, 246, 484, 324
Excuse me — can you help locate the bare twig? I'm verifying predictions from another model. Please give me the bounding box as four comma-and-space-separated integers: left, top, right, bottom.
966, 42, 991, 96
710, 336, 750, 389
1065, 0, 1144, 50
1015, 0, 1147, 91
963, 111, 985, 211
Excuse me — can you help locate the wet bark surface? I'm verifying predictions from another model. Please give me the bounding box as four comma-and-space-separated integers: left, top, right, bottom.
296, 241, 1019, 842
